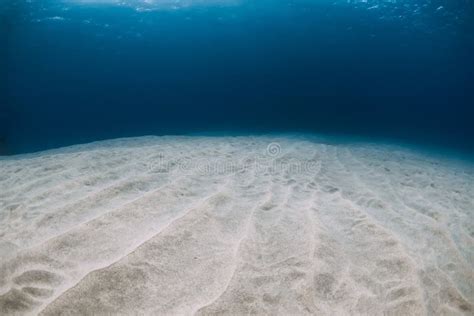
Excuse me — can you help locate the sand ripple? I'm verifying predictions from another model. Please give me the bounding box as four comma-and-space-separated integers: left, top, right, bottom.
0, 136, 472, 315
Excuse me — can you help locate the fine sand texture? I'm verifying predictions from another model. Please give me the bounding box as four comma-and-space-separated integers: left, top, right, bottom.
0, 136, 473, 315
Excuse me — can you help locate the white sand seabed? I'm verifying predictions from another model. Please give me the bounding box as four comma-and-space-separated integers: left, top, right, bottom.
0, 135, 472, 315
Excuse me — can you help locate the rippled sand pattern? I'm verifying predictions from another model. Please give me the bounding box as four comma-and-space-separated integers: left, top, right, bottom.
0, 136, 473, 315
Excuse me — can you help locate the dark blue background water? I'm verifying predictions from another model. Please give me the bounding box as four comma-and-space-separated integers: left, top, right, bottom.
1, 0, 473, 155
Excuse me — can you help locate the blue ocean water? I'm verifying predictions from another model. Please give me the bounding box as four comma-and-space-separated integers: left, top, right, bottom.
1, 0, 473, 155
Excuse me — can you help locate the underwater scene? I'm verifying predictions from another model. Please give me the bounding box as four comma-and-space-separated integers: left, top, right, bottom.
1, 0, 473, 315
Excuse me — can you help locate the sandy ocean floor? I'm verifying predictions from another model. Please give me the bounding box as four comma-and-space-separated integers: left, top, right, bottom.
0, 136, 473, 315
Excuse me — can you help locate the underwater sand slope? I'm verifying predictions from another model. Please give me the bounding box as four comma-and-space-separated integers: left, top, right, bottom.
0, 136, 473, 315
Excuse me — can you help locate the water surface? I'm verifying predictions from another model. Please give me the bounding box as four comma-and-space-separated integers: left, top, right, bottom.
2, 0, 473, 155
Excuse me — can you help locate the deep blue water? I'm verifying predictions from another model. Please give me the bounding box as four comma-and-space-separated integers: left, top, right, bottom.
1, 0, 473, 155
